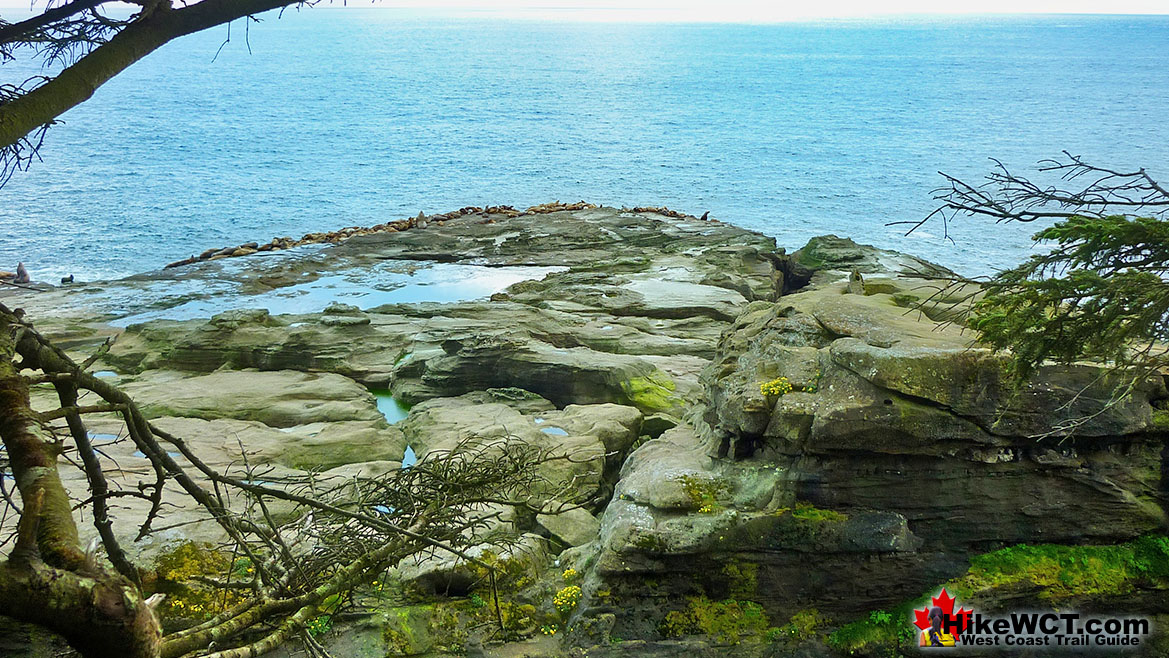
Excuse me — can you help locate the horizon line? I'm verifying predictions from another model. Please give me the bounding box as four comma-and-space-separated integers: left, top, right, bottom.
3, 3, 1169, 20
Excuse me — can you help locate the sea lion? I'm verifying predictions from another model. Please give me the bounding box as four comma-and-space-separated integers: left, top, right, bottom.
415, 211, 428, 229
60, 274, 74, 284
14, 262, 30, 284
700, 211, 710, 221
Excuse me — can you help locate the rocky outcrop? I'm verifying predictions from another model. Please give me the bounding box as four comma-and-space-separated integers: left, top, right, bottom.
702, 254, 1165, 551
4, 211, 1166, 658
567, 235, 1168, 654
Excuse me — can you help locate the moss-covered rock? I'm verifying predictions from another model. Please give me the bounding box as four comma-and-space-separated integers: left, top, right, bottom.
620, 370, 683, 414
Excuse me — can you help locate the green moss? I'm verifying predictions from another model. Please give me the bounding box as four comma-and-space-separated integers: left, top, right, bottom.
775, 608, 828, 642
1151, 409, 1169, 429
828, 608, 914, 655
150, 541, 246, 621
758, 502, 849, 545
633, 532, 670, 552
620, 370, 680, 413
950, 535, 1169, 602
677, 474, 730, 513
828, 536, 1169, 656
790, 501, 847, 523
466, 549, 537, 591
722, 562, 758, 599
382, 605, 437, 655
381, 598, 543, 655
662, 596, 770, 645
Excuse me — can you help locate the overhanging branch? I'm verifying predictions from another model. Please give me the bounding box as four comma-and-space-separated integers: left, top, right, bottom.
0, 0, 309, 152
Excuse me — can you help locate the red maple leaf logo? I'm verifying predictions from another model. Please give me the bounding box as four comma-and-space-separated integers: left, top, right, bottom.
912, 588, 971, 638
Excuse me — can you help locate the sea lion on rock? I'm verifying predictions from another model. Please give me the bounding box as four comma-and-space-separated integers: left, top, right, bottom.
14, 262, 30, 284
700, 211, 710, 221
60, 274, 74, 284
414, 211, 428, 229
165, 257, 198, 269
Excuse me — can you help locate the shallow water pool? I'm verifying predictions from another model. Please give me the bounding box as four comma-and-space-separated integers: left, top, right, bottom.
109, 262, 564, 327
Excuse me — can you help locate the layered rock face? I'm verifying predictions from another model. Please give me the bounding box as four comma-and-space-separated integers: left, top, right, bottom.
569, 235, 1168, 651
706, 237, 1165, 551
4, 210, 1166, 657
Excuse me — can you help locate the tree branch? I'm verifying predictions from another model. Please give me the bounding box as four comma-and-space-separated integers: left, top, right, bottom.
0, 0, 107, 46
0, 0, 306, 151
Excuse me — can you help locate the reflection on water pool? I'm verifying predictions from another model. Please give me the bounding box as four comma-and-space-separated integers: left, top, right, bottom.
110, 262, 564, 327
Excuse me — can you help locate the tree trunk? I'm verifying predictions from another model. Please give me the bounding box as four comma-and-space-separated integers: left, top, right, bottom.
0, 307, 163, 658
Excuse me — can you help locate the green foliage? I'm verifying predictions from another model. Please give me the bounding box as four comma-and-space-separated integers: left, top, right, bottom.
950, 535, 1169, 602
763, 502, 849, 545
554, 585, 582, 614
827, 606, 913, 656
972, 215, 1169, 380
722, 562, 759, 599
760, 375, 819, 397
306, 614, 333, 638
774, 608, 827, 642
382, 598, 544, 655
632, 532, 670, 552
662, 596, 770, 645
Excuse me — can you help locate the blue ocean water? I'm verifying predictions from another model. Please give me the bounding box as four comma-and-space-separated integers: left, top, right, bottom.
1, 10, 1167, 281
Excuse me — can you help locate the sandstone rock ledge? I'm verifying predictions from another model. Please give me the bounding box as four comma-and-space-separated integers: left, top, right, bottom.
2, 208, 1166, 657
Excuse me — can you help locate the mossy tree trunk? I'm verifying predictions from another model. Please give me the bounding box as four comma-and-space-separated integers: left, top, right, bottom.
0, 307, 163, 658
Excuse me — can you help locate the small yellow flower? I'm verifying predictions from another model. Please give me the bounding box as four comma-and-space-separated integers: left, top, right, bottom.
553, 585, 583, 613
760, 377, 795, 397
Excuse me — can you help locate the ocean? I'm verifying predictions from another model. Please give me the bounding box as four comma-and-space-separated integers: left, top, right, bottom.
1, 10, 1167, 281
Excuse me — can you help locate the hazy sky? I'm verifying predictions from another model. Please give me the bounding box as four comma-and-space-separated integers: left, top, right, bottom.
1, 0, 1168, 19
